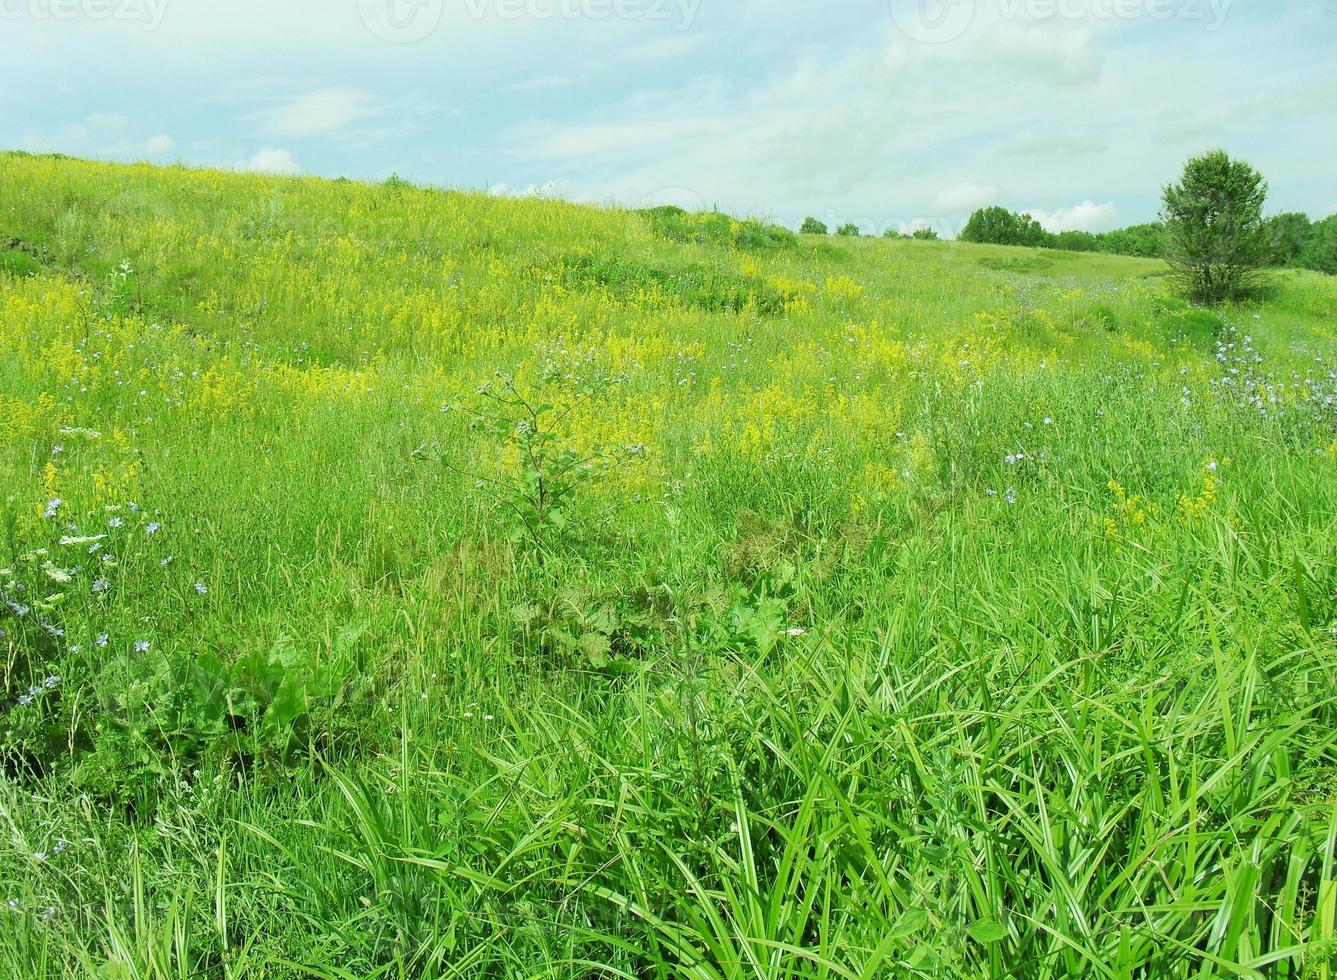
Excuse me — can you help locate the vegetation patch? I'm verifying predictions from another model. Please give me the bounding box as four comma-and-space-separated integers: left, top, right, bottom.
979, 253, 1055, 273
636, 204, 798, 252
555, 250, 790, 314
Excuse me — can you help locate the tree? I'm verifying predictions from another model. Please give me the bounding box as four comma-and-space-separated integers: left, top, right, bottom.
836, 223, 862, 237
911, 227, 940, 241
1301, 214, 1337, 275
1264, 212, 1312, 267
960, 206, 1055, 248
1096, 223, 1165, 258
1161, 150, 1269, 304
961, 206, 1017, 245
799, 217, 828, 235
1055, 230, 1098, 252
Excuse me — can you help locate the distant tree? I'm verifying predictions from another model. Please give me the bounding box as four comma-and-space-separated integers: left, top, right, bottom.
882, 228, 905, 239
961, 207, 1055, 248
1055, 230, 1098, 252
1162, 150, 1269, 304
1018, 216, 1056, 248
800, 216, 828, 235
836, 223, 862, 237
960, 206, 1016, 245
1263, 212, 1312, 267
1302, 214, 1337, 275
911, 227, 940, 241
1096, 223, 1165, 258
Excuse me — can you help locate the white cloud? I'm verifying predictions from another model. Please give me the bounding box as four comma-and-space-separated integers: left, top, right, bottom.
86, 112, 127, 129
1028, 200, 1121, 233
245, 148, 300, 175
1001, 130, 1107, 158
934, 182, 998, 212
982, 27, 1102, 83
621, 32, 721, 62
512, 115, 733, 161
145, 135, 175, 155
248, 88, 381, 139
505, 75, 573, 93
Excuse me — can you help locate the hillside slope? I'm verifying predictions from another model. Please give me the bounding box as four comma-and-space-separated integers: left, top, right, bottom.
2, 153, 1337, 977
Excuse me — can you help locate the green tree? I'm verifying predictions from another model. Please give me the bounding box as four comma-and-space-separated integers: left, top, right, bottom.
1055, 230, 1098, 252
1301, 214, 1337, 275
836, 223, 862, 237
1162, 150, 1269, 303
960, 206, 1017, 245
911, 227, 940, 241
799, 216, 828, 235
1263, 212, 1312, 267
961, 207, 1055, 248
1096, 223, 1165, 258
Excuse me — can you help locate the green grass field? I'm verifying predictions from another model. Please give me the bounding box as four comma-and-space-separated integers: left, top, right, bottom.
2, 152, 1336, 978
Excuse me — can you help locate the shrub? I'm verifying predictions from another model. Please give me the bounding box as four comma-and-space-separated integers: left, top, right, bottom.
911, 227, 940, 241
835, 223, 862, 238
799, 217, 828, 235
1161, 150, 1269, 304
639, 207, 797, 252
421, 373, 644, 552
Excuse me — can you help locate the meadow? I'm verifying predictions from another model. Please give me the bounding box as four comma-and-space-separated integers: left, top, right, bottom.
1, 152, 1336, 978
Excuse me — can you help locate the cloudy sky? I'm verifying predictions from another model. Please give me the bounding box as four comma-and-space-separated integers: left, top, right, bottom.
3, 0, 1334, 236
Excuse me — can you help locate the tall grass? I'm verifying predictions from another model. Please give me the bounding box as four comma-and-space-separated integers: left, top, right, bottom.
0, 152, 1335, 977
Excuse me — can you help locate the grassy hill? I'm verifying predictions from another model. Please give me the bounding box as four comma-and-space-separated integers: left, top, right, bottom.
2, 153, 1336, 977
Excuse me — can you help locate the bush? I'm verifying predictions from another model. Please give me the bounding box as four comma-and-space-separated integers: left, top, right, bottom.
911, 227, 940, 241
1162, 150, 1269, 304
639, 207, 797, 252
835, 223, 862, 238
799, 217, 828, 235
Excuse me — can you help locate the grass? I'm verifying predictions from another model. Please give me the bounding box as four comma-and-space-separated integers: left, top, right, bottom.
0, 151, 1335, 978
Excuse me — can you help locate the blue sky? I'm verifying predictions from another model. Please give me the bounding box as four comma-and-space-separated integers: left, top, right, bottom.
3, 0, 1334, 236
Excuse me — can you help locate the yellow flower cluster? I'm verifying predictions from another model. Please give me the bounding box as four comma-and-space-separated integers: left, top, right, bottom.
1105, 480, 1160, 540
1177, 470, 1219, 522
824, 275, 864, 305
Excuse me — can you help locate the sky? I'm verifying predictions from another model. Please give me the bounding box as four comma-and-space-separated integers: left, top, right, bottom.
3, 0, 1335, 237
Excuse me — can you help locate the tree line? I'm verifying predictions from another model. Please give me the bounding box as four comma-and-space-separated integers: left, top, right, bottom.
960, 152, 1336, 301
958, 202, 1335, 278
798, 151, 1336, 303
